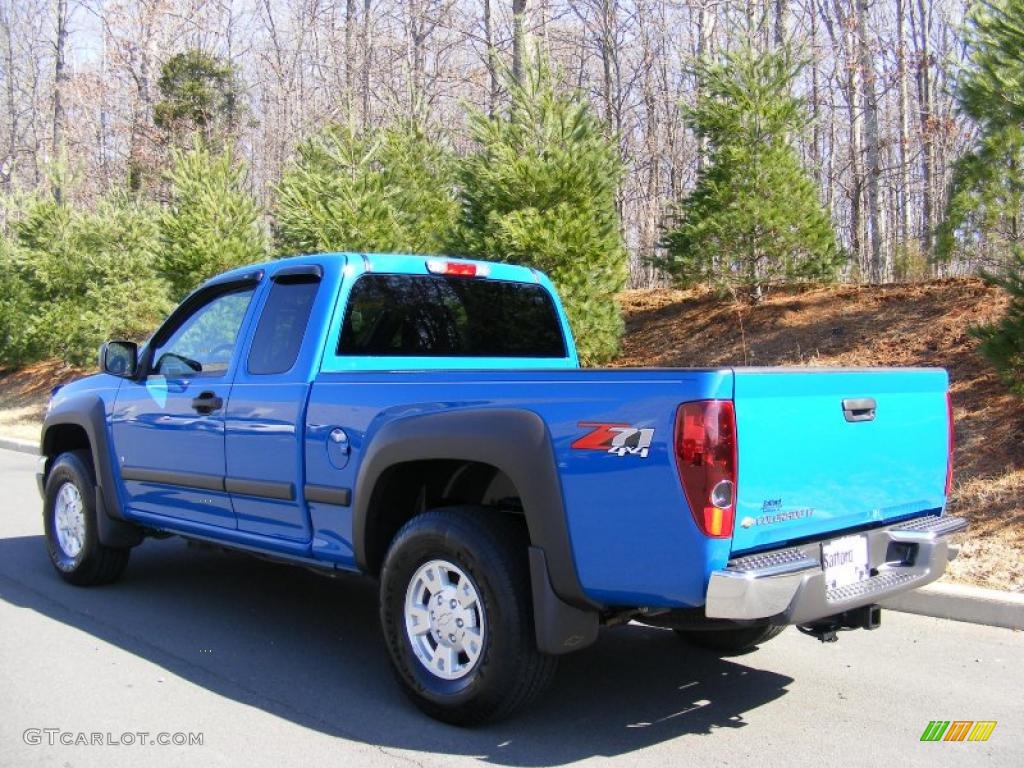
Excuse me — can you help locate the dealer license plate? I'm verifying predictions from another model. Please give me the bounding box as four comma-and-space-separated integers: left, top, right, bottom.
822, 535, 869, 590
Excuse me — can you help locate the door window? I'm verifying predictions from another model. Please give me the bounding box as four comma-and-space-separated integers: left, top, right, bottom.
150, 287, 255, 378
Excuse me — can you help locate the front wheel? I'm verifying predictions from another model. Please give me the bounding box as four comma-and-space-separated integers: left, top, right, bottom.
43, 450, 130, 586
379, 507, 557, 725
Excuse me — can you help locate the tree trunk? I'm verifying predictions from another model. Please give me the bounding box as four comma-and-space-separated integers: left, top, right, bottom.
483, 0, 498, 116
636, 6, 660, 288
345, 0, 356, 128
855, 0, 884, 282
512, 0, 528, 86
51, 0, 68, 203
127, 68, 153, 192
408, 0, 426, 122
361, 0, 373, 130
599, 0, 614, 130
912, 0, 936, 262
896, 0, 912, 265
809, 7, 820, 178
774, 0, 786, 48
694, 0, 717, 173
823, 0, 865, 274
1, 1, 18, 194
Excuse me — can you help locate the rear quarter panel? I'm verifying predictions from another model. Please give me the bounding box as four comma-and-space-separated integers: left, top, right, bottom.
305, 369, 734, 608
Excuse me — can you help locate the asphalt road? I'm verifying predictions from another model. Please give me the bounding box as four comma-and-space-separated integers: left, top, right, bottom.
0, 448, 1020, 768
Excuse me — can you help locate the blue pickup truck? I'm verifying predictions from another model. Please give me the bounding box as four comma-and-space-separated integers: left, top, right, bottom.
37, 252, 965, 724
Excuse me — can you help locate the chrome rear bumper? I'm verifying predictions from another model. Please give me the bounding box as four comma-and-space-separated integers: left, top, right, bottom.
705, 515, 968, 623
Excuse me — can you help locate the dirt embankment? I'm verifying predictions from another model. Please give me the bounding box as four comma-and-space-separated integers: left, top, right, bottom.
0, 360, 84, 442
614, 279, 1023, 591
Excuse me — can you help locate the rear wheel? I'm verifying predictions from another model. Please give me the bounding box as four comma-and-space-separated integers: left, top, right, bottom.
379, 506, 557, 725
43, 450, 130, 586
674, 625, 786, 654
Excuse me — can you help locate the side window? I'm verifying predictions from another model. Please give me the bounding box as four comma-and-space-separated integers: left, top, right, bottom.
247, 278, 320, 375
151, 287, 255, 378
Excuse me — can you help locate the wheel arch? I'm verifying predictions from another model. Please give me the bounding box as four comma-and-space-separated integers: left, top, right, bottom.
41, 394, 142, 547
353, 408, 598, 615
42, 397, 109, 499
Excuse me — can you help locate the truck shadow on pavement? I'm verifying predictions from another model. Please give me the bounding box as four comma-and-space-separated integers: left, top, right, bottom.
0, 534, 794, 765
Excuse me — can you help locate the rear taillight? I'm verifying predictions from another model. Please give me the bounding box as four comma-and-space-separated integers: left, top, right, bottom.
674, 400, 737, 538
946, 392, 955, 497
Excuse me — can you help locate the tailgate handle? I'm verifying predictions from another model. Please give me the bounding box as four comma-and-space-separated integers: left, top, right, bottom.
842, 398, 876, 422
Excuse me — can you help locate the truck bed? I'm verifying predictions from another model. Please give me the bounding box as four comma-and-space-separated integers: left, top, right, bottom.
304, 366, 951, 609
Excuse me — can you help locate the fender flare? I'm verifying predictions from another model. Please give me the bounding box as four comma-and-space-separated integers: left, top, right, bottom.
41, 396, 143, 548
353, 408, 599, 615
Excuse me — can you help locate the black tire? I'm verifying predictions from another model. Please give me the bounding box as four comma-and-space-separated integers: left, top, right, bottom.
43, 450, 130, 586
674, 624, 786, 654
379, 506, 557, 725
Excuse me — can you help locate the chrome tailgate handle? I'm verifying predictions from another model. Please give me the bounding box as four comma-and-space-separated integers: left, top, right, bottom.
842, 397, 876, 422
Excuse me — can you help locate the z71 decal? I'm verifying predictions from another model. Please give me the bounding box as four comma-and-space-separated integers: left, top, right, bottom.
571, 422, 655, 458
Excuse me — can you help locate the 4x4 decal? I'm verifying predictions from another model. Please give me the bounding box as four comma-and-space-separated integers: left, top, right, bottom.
571, 422, 655, 458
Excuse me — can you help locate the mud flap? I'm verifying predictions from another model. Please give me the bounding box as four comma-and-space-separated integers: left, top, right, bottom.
95, 486, 144, 548
528, 546, 599, 655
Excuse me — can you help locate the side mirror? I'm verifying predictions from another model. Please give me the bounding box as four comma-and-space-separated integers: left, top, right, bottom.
99, 341, 139, 378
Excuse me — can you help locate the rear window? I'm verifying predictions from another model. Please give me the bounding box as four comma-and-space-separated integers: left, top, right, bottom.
337, 274, 567, 358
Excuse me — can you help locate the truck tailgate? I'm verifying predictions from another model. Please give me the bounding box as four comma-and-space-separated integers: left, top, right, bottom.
731, 368, 950, 553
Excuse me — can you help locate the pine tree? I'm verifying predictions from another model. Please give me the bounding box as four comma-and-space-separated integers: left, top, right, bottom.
160, 141, 267, 299
938, 0, 1024, 267
273, 123, 459, 256
1, 193, 172, 366
658, 45, 842, 299
0, 229, 34, 364
941, 0, 1024, 394
155, 50, 242, 146
937, 126, 1023, 267
457, 67, 627, 365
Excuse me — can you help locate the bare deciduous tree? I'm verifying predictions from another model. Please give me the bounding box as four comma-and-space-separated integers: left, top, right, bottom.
0, 0, 975, 283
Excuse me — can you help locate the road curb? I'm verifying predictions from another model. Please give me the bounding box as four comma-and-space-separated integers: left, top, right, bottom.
882, 581, 1024, 631
0, 437, 37, 456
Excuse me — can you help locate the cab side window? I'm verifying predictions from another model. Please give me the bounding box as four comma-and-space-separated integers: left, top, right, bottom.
150, 288, 255, 378
247, 277, 320, 375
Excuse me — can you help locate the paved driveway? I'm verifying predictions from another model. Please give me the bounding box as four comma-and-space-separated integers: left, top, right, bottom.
0, 449, 1020, 767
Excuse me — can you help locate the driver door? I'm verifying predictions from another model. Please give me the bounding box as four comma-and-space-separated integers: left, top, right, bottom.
111, 281, 258, 529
